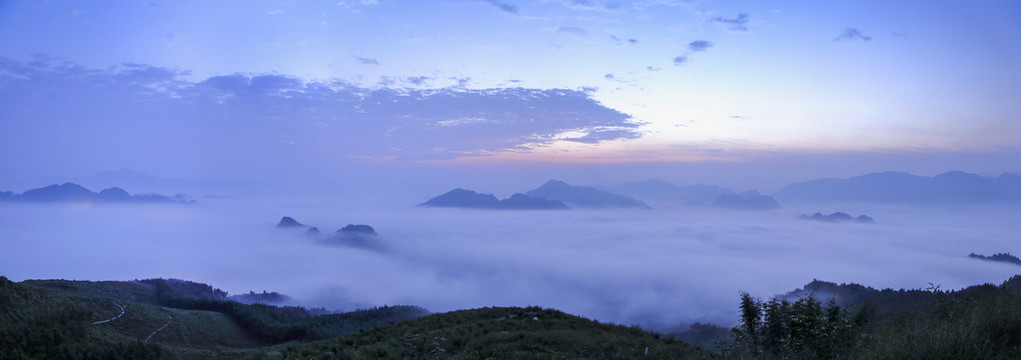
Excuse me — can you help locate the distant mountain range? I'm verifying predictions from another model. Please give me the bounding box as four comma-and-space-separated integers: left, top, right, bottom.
0, 182, 194, 204
799, 212, 874, 223
601, 179, 733, 204
602, 179, 779, 210
712, 190, 781, 210
774, 171, 1021, 204
419, 189, 569, 210
420, 179, 794, 211
420, 180, 649, 210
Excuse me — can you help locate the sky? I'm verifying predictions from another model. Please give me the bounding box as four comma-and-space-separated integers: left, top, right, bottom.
1, 0, 1020, 191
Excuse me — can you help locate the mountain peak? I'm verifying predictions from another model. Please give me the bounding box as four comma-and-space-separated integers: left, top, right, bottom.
277, 216, 307, 228
526, 180, 649, 209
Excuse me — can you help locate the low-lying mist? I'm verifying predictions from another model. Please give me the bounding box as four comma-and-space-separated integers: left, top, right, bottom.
2, 196, 1019, 328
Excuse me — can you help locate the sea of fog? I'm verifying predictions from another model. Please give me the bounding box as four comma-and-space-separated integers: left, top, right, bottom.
2, 198, 1020, 328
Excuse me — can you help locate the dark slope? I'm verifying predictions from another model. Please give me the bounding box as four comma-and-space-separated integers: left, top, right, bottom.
525, 180, 650, 209
261, 306, 714, 360
3, 277, 427, 360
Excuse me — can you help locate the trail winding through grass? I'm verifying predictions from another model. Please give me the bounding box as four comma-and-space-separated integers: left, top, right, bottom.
90, 302, 125, 325
145, 314, 172, 343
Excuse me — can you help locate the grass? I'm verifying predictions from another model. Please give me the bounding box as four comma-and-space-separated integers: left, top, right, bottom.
258, 306, 716, 359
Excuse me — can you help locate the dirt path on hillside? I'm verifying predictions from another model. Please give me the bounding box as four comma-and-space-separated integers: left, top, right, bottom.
90, 302, 125, 325
145, 313, 172, 343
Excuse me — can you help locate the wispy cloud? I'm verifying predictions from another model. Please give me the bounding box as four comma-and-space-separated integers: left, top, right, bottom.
480, 0, 518, 14
557, 26, 588, 37
357, 57, 380, 65
688, 40, 713, 52
673, 56, 688, 65
0, 57, 640, 165
835, 28, 872, 42
610, 36, 638, 45
713, 13, 749, 31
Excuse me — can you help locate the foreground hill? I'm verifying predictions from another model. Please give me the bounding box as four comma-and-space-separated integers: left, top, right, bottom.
255, 306, 714, 360
774, 170, 1021, 204
0, 277, 426, 360
8, 273, 1021, 359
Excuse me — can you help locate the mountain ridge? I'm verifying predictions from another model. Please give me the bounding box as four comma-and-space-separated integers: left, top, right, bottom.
1, 182, 195, 204
774, 170, 1021, 204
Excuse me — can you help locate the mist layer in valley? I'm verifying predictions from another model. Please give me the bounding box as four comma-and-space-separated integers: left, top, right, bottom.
1, 184, 1019, 329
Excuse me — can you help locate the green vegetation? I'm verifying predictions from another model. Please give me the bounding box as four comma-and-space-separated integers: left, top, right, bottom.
0, 276, 163, 359
255, 306, 714, 360
720, 293, 868, 359
0, 276, 426, 359
7, 274, 1021, 359
717, 275, 1021, 359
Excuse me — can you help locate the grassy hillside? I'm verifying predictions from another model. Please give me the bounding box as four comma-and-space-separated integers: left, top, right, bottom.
8, 274, 1021, 359
254, 306, 715, 360
0, 276, 426, 360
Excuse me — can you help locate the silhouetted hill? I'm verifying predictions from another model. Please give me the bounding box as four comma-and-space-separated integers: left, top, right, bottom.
329, 224, 382, 249
1, 182, 194, 204
277, 216, 307, 228
420, 188, 501, 208
525, 180, 650, 208
603, 179, 733, 204
339, 224, 377, 235
96, 186, 132, 202
420, 188, 569, 210
499, 193, 570, 209
799, 212, 874, 223
20, 182, 96, 202
968, 252, 1021, 266
712, 190, 780, 210
775, 170, 1021, 204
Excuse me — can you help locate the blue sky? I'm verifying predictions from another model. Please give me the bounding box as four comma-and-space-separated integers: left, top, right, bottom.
1, 0, 1019, 188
